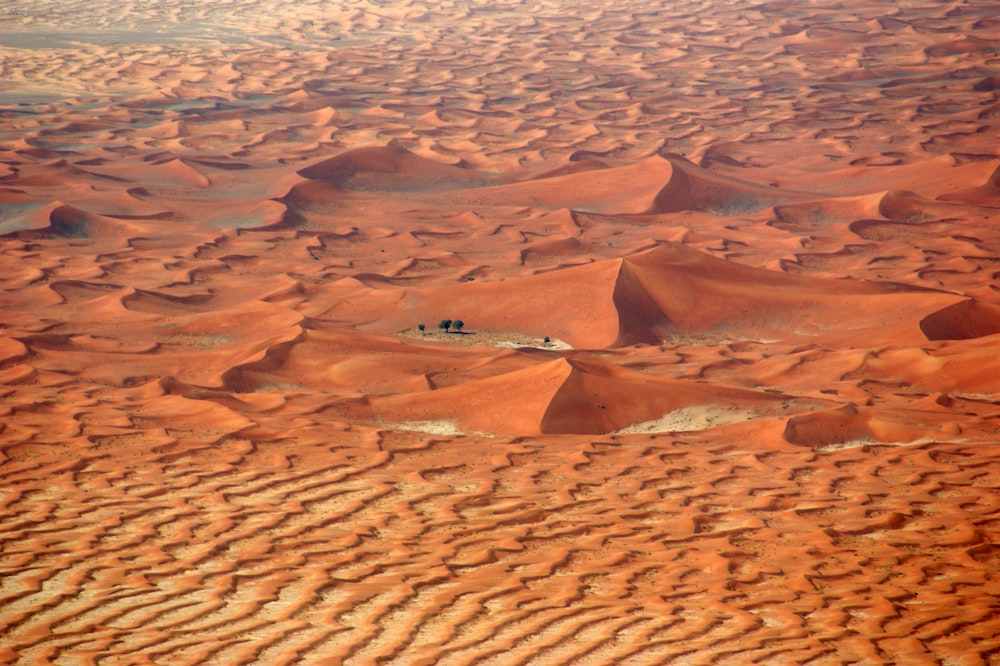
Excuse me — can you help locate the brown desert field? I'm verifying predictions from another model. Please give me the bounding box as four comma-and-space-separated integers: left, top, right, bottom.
4, 0, 1000, 663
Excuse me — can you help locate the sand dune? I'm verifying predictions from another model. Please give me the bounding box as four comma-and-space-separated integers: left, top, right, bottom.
5, 0, 1000, 663
365, 355, 796, 436
316, 240, 965, 348
292, 143, 811, 216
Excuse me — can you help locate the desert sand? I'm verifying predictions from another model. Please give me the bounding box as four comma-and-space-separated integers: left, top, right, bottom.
3, 0, 1000, 663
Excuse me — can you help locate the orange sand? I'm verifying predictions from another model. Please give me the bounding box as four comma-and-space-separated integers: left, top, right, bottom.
4, 0, 1000, 663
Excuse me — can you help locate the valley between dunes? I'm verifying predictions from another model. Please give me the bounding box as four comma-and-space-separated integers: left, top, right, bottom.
4, 0, 1000, 663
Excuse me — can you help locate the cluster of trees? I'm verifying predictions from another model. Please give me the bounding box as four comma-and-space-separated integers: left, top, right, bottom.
417, 320, 465, 333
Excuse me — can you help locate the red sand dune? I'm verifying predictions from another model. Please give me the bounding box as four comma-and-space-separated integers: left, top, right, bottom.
5, 0, 1000, 663
318, 240, 965, 349
364, 355, 796, 436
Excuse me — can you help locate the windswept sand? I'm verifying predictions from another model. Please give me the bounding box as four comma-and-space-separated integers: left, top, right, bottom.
4, 0, 1000, 663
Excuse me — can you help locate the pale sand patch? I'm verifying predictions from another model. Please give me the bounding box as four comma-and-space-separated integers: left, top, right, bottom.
814, 437, 881, 452
660, 332, 780, 346
492, 336, 572, 351
401, 329, 573, 350
378, 420, 464, 436
817, 436, 940, 452
615, 405, 759, 434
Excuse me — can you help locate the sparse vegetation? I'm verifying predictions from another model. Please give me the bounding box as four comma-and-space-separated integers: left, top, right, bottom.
399, 327, 568, 349
439, 319, 452, 333
453, 320, 465, 333
418, 323, 426, 333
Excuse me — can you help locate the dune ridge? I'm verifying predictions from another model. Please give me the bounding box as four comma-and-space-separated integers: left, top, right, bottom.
5, 0, 1000, 663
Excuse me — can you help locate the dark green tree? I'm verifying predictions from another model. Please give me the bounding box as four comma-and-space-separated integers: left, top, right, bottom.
438, 319, 452, 333
453, 320, 464, 333
417, 323, 426, 333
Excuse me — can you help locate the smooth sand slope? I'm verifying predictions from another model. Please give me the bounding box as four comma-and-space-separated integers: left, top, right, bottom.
4, 0, 1000, 663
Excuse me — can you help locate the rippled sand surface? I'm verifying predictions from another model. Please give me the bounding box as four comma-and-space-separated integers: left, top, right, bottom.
4, 1, 1000, 663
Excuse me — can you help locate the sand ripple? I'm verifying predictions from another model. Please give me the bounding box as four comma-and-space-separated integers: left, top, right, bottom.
4, 0, 1000, 662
